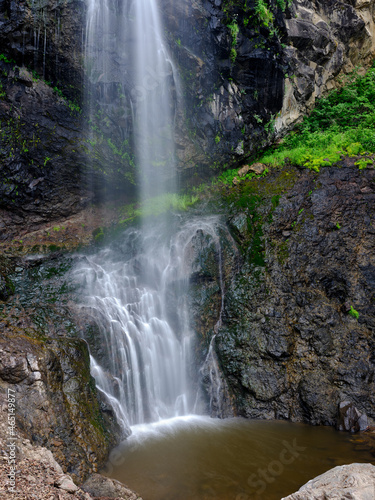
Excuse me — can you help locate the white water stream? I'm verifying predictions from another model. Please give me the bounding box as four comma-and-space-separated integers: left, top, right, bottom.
75, 217, 226, 429
82, 0, 226, 432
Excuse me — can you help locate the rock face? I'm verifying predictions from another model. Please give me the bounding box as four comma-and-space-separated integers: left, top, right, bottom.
192, 163, 375, 425
82, 473, 143, 500
275, 0, 375, 134
0, 0, 85, 100
282, 463, 375, 500
0, 328, 122, 483
0, 64, 89, 240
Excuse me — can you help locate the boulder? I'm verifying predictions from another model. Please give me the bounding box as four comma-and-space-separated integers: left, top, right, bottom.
282, 463, 375, 499
338, 401, 369, 432
238, 162, 267, 177
82, 473, 143, 499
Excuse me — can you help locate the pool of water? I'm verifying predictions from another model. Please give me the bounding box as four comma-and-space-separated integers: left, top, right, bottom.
103, 416, 375, 500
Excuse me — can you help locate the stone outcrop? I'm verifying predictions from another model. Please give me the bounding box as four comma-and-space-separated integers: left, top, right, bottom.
338, 401, 369, 432
275, 0, 375, 134
0, 419, 140, 498
82, 474, 143, 500
0, 328, 123, 483
191, 162, 375, 425
282, 463, 375, 499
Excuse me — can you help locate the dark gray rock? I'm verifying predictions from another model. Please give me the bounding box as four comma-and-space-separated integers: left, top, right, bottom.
192, 164, 375, 425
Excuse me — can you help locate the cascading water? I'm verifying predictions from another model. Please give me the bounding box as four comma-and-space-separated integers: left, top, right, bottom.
85, 0, 178, 200
82, 0, 226, 431
75, 216, 227, 428
131, 0, 177, 202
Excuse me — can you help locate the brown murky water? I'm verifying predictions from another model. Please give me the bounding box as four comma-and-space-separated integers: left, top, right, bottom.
103, 416, 375, 500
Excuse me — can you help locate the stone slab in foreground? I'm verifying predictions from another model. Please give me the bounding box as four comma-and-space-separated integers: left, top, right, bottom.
282, 463, 375, 500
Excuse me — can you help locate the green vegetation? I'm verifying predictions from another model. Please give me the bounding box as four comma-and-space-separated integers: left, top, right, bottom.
117, 193, 200, 226
218, 167, 269, 184
259, 66, 375, 171
348, 306, 359, 319
222, 0, 291, 39
0, 53, 15, 64
227, 20, 239, 62
254, 0, 274, 27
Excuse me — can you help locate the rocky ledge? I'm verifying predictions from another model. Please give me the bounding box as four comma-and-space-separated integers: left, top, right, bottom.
189, 161, 375, 426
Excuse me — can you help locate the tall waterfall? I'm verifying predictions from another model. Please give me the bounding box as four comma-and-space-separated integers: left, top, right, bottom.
82, 0, 227, 430
132, 0, 177, 202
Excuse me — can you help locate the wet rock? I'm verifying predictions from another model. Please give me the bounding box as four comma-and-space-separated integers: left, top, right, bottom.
194, 164, 375, 425
338, 401, 369, 432
282, 463, 375, 500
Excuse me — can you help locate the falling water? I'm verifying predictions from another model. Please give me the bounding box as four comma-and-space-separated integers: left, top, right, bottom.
131, 0, 177, 201
75, 217, 226, 427
85, 0, 178, 199
82, 0, 225, 430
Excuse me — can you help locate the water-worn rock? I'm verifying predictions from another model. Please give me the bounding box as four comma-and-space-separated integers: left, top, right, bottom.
82, 473, 143, 499
282, 463, 375, 499
338, 401, 369, 433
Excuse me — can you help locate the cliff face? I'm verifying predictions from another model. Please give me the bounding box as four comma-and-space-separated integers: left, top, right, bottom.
0, 0, 374, 470
0, 254, 123, 483
162, 0, 375, 177
0, 0, 374, 230
190, 162, 375, 425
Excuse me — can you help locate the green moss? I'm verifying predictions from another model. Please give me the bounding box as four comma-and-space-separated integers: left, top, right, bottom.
258, 66, 375, 171
48, 244, 61, 252
348, 306, 359, 319
276, 240, 289, 265
219, 166, 299, 268
5, 276, 15, 295
92, 227, 105, 241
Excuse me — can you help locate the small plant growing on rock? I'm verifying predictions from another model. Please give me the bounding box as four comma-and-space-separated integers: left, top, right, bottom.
355, 158, 373, 170
348, 306, 359, 319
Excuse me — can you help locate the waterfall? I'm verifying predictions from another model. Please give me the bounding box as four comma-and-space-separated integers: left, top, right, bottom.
131, 0, 177, 202
84, 0, 178, 199
75, 217, 226, 427
82, 0, 226, 430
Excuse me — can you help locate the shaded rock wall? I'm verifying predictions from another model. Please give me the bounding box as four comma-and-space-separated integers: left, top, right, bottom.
193, 163, 375, 425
